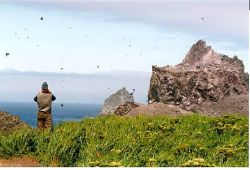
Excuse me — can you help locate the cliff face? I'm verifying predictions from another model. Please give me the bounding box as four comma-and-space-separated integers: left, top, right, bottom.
0, 111, 29, 132
101, 88, 134, 115
148, 40, 249, 115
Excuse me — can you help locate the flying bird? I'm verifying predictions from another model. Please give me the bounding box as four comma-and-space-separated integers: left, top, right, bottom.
130, 89, 135, 95
5, 53, 9, 57
97, 65, 100, 69
40, 17, 44, 20
201, 17, 205, 21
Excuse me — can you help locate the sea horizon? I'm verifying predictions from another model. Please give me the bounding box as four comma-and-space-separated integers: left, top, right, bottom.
0, 102, 102, 127
0, 101, 103, 105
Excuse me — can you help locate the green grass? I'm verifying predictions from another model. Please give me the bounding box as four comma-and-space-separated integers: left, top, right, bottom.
0, 113, 248, 167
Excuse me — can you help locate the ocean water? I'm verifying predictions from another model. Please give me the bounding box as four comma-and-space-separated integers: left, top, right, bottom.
0, 102, 102, 127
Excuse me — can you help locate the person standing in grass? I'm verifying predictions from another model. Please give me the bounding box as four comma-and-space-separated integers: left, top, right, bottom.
34, 82, 56, 129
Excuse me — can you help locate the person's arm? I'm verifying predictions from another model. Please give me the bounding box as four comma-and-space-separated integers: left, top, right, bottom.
52, 94, 56, 101
34, 96, 37, 102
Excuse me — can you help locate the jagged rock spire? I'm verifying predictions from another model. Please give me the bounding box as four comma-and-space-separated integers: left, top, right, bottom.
182, 40, 220, 66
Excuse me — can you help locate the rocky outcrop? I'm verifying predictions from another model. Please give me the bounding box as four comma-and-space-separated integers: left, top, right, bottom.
127, 102, 189, 116
114, 101, 140, 116
101, 88, 134, 115
0, 111, 29, 132
148, 40, 249, 115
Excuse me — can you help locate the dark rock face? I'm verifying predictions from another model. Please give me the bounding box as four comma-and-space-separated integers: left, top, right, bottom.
148, 40, 249, 115
0, 111, 29, 132
114, 101, 139, 116
101, 87, 134, 114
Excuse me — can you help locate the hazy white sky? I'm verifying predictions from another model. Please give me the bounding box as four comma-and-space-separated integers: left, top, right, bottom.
0, 0, 249, 103
0, 0, 248, 73
0, 70, 150, 104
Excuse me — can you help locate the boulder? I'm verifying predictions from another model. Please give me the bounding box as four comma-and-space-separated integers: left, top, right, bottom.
114, 101, 140, 116
0, 111, 29, 132
101, 87, 134, 114
148, 40, 249, 115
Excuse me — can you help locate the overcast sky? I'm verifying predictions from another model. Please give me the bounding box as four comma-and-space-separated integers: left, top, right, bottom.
0, 70, 150, 104
0, 0, 249, 103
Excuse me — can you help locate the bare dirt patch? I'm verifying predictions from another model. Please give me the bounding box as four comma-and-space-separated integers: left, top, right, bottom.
0, 156, 39, 167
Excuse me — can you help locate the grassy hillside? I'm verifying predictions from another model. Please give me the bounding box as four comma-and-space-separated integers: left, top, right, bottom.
0, 113, 248, 167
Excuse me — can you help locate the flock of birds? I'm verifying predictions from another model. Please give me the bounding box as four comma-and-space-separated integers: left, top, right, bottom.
3, 14, 146, 103
2, 4, 207, 105
4, 12, 206, 60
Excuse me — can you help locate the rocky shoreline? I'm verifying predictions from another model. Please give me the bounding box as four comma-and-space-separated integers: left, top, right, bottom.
1, 40, 249, 131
